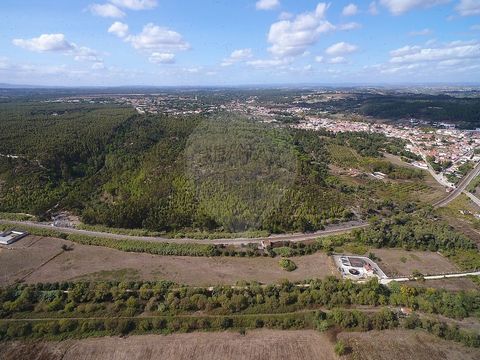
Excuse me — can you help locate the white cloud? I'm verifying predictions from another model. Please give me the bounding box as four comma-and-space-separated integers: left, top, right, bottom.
110, 0, 157, 10
88, 3, 125, 18
267, 3, 335, 57
389, 40, 480, 63
409, 28, 433, 36
325, 42, 358, 56
125, 23, 190, 52
149, 52, 175, 64
278, 11, 293, 20
369, 1, 380, 14
389, 45, 421, 57
246, 58, 291, 69
256, 0, 280, 10
13, 34, 73, 52
456, 0, 480, 16
92, 62, 105, 70
12, 33, 103, 64
73, 46, 103, 62
108, 22, 189, 64
380, 0, 450, 15
328, 56, 347, 64
342, 3, 358, 16
221, 48, 253, 66
338, 22, 362, 30
108, 21, 129, 38
315, 55, 324, 62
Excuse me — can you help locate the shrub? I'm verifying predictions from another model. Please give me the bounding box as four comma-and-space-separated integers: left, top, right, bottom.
279, 258, 297, 271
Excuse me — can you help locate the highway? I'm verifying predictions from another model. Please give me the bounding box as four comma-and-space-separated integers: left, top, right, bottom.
433, 161, 480, 208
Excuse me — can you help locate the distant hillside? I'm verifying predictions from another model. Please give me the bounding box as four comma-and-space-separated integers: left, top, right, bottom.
357, 94, 480, 129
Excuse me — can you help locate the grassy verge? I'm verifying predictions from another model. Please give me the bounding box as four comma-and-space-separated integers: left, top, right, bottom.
0, 212, 37, 222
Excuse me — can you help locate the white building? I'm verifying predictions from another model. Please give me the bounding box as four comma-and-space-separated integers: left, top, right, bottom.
0, 230, 28, 245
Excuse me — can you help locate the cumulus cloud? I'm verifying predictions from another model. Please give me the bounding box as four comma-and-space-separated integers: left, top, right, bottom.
110, 0, 157, 10
380, 0, 450, 15
246, 58, 291, 69
267, 3, 335, 57
88, 3, 125, 18
315, 55, 324, 62
12, 33, 103, 64
342, 3, 358, 16
325, 42, 358, 56
328, 56, 347, 64
256, 0, 280, 10
456, 0, 480, 16
221, 48, 253, 66
13, 34, 73, 52
338, 22, 362, 30
409, 28, 433, 36
108, 21, 129, 38
389, 40, 480, 64
125, 23, 190, 52
108, 22, 189, 64
149, 52, 175, 64
278, 11, 293, 20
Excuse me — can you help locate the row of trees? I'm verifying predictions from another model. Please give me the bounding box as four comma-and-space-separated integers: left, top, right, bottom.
1, 307, 478, 347
2, 277, 478, 321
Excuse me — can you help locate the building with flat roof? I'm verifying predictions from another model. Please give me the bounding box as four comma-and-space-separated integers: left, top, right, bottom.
0, 230, 28, 245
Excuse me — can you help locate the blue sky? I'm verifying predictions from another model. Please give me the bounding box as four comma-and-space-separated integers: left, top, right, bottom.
1, 0, 479, 86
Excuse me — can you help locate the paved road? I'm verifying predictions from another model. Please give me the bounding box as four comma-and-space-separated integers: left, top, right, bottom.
0, 219, 368, 245
433, 161, 480, 208
464, 191, 480, 207
380, 270, 480, 284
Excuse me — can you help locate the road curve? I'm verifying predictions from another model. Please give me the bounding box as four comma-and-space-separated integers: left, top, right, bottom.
433, 161, 480, 208
0, 219, 368, 245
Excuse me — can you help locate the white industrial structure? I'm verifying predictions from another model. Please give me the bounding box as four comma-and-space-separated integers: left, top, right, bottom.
0, 230, 28, 245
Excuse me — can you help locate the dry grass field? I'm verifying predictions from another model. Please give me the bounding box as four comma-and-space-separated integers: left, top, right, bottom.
340, 329, 480, 360
0, 330, 337, 360
0, 236, 336, 286
1, 329, 479, 360
371, 249, 460, 277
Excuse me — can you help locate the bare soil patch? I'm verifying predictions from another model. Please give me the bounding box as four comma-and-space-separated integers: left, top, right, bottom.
340, 329, 480, 360
371, 249, 459, 277
0, 236, 336, 286
0, 330, 336, 360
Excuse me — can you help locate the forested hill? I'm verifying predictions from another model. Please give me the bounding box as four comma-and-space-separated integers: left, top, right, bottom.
0, 103, 355, 233
0, 102, 426, 234
357, 94, 480, 129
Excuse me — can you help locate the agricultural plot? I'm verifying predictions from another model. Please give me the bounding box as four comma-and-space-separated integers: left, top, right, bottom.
370, 249, 460, 277
2, 329, 479, 360
340, 329, 480, 360
0, 330, 337, 360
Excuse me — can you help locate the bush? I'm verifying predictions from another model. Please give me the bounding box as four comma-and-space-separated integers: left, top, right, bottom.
279, 258, 297, 271
334, 340, 348, 356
